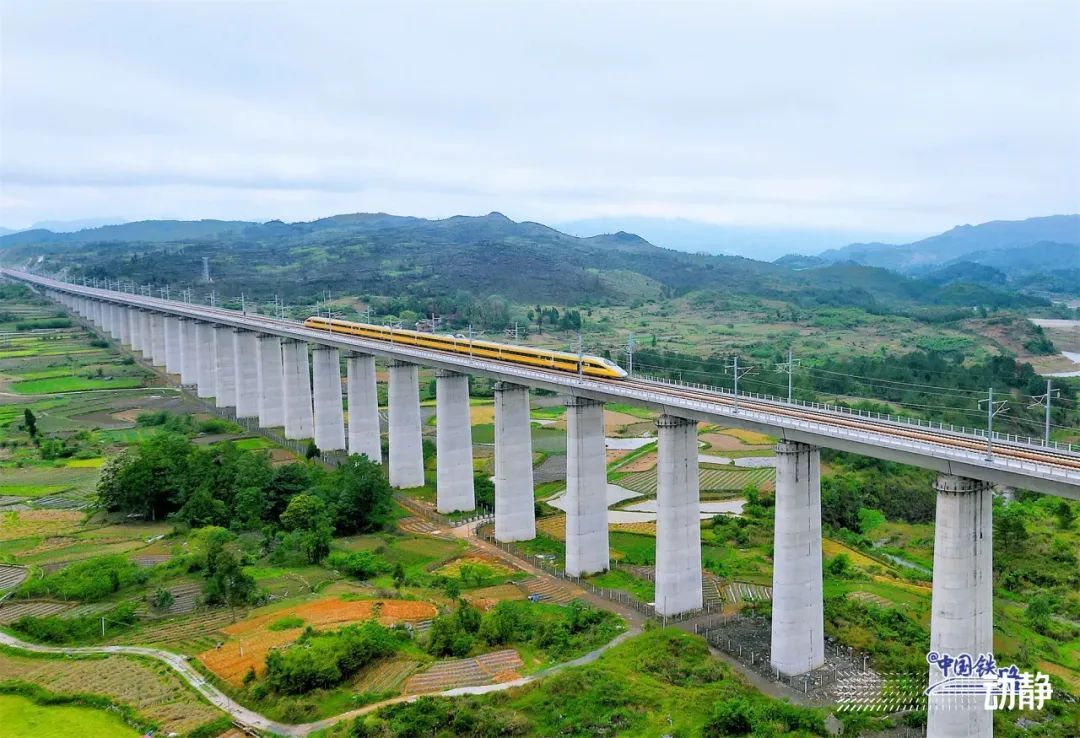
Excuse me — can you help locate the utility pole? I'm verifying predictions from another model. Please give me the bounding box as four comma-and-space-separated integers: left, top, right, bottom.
577, 333, 584, 378
979, 388, 1008, 460
624, 332, 635, 377
240, 293, 246, 314
725, 355, 755, 413
776, 349, 801, 404
207, 291, 216, 308
1029, 379, 1060, 446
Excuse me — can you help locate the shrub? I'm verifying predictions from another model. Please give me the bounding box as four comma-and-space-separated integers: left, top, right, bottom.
326, 551, 386, 580
265, 620, 400, 694
20, 556, 148, 601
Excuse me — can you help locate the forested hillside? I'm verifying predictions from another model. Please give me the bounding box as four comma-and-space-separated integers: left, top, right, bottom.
0, 212, 1047, 312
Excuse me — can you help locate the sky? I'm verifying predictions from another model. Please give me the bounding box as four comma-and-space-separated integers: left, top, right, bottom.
1, 0, 1077, 245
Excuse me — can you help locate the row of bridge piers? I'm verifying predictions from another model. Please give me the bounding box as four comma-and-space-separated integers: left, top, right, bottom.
59, 291, 992, 737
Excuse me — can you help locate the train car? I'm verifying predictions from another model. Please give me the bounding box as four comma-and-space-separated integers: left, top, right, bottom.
303, 316, 628, 379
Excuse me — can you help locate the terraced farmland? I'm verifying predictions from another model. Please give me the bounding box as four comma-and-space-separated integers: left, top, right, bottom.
404, 649, 523, 694
615, 466, 775, 496
0, 651, 222, 735
353, 658, 423, 695
0, 564, 27, 592
0, 600, 74, 624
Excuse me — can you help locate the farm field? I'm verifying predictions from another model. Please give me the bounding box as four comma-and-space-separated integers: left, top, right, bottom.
0, 693, 139, 738
0, 651, 222, 735
199, 596, 438, 685
615, 465, 775, 497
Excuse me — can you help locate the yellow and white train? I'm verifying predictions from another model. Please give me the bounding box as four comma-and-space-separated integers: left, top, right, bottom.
303, 316, 628, 379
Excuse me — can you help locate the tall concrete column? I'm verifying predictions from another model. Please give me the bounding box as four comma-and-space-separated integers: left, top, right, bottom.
346, 353, 381, 462
312, 345, 347, 451
179, 319, 198, 385
164, 316, 182, 374
655, 415, 703, 616
117, 306, 132, 347
150, 313, 167, 367
213, 324, 237, 407
565, 396, 609, 576
388, 361, 424, 488
256, 335, 285, 427
233, 330, 260, 419
195, 322, 216, 399
494, 382, 535, 541
105, 304, 119, 338
770, 441, 825, 676
137, 311, 152, 355
129, 309, 143, 351
436, 370, 475, 513
927, 475, 993, 738
282, 339, 314, 439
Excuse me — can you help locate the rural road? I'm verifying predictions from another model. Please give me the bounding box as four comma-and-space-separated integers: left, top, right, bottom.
0, 615, 640, 737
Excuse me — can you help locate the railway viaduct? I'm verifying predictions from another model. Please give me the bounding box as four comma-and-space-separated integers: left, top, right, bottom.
5, 268, 1079, 738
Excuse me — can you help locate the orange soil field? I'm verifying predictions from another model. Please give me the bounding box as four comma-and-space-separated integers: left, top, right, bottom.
199, 597, 438, 685
606, 449, 633, 465
619, 451, 657, 472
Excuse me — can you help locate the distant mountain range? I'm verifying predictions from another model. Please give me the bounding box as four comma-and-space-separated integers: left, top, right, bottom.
0, 210, 1052, 312
556, 216, 920, 261
818, 215, 1080, 275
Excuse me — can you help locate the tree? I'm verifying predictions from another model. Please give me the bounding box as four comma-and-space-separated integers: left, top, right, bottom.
305, 441, 321, 460
1026, 594, 1053, 635
23, 408, 37, 438
150, 587, 175, 612
280, 494, 332, 564
994, 503, 1028, 549
202, 545, 257, 618
392, 562, 406, 590
1055, 499, 1074, 530
320, 455, 393, 535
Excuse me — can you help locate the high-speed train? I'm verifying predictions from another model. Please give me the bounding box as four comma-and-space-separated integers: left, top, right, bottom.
304, 316, 628, 379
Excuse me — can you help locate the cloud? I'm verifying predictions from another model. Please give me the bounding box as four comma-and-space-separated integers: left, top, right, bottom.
1, 0, 1076, 235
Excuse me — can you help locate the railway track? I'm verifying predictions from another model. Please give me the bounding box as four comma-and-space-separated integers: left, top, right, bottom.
12, 270, 1080, 485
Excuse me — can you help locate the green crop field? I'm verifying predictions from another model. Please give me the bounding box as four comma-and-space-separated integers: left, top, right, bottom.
615, 466, 774, 496
11, 377, 146, 394
0, 694, 139, 738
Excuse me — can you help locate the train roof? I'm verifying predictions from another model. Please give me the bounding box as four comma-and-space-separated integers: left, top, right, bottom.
306, 316, 620, 367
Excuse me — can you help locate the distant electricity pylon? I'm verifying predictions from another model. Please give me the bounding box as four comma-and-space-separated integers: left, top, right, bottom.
979, 388, 1009, 460
776, 349, 801, 404
624, 332, 635, 377
1029, 379, 1060, 446
201, 257, 212, 283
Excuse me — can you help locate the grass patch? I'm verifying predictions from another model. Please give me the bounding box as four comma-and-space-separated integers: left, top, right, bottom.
269, 616, 306, 631
11, 377, 145, 394
0, 692, 141, 738
0, 484, 70, 498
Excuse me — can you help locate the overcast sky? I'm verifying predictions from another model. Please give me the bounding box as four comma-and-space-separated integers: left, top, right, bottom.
1, 0, 1077, 239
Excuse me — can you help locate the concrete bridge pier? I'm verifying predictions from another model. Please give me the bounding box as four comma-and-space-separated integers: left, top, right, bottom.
138, 311, 152, 358
105, 304, 119, 339
435, 370, 475, 513
770, 440, 825, 676
195, 322, 217, 399
128, 309, 143, 351
494, 382, 536, 542
233, 330, 261, 419
150, 313, 167, 367
256, 335, 284, 427
281, 339, 315, 439
179, 318, 197, 385
117, 306, 132, 347
655, 415, 703, 616
312, 345, 347, 451
213, 324, 237, 408
388, 360, 425, 488
346, 353, 381, 463
164, 316, 182, 375
565, 396, 609, 577
927, 475, 993, 738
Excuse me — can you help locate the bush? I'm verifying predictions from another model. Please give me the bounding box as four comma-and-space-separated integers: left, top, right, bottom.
326, 551, 387, 580
20, 556, 148, 601
265, 620, 400, 694
11, 602, 138, 644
